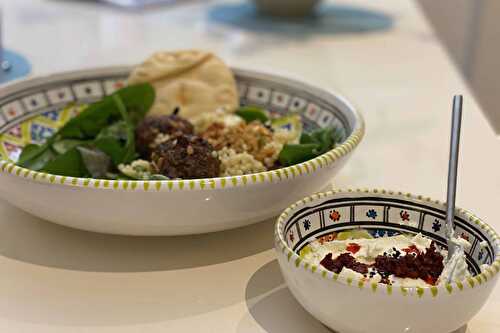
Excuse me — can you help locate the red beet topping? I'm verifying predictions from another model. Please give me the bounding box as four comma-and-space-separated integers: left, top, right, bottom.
346, 243, 361, 254
374, 242, 444, 285
402, 245, 420, 255
320, 253, 369, 275
319, 242, 445, 285
424, 275, 435, 285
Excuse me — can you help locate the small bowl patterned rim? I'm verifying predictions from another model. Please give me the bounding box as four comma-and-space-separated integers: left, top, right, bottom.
275, 188, 500, 298
0, 69, 365, 192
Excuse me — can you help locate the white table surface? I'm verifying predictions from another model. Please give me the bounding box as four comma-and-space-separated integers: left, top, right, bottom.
0, 0, 499, 332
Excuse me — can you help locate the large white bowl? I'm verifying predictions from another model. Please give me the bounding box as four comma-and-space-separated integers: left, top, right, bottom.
275, 189, 500, 333
0, 67, 364, 236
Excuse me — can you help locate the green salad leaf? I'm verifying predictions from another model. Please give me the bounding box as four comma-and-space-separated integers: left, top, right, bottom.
112, 94, 137, 164
17, 143, 56, 171
57, 100, 116, 139
94, 136, 128, 166
18, 143, 48, 165
58, 83, 154, 139
16, 83, 155, 177
94, 120, 129, 165
96, 120, 128, 142
148, 174, 169, 180
236, 106, 269, 123
93, 95, 137, 166
279, 126, 342, 166
77, 147, 111, 178
300, 127, 334, 155
41, 148, 88, 177
52, 139, 90, 155
278, 143, 320, 166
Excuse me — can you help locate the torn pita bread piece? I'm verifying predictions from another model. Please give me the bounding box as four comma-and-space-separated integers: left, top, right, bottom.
128, 50, 239, 120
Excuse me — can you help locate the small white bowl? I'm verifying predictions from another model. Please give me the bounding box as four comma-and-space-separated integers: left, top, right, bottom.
275, 189, 500, 333
0, 67, 363, 236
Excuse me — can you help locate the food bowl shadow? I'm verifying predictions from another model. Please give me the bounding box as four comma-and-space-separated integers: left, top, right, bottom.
238, 259, 335, 333
0, 201, 275, 272
0, 202, 278, 326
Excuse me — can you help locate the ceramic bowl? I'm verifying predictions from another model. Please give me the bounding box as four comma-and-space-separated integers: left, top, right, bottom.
253, 0, 319, 17
252, 0, 321, 17
275, 189, 500, 333
0, 66, 364, 235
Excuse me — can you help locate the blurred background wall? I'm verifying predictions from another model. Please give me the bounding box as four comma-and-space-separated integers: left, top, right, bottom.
418, 0, 500, 134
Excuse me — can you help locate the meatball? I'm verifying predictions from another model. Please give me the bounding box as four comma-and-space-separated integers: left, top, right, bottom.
151, 134, 220, 179
135, 115, 194, 158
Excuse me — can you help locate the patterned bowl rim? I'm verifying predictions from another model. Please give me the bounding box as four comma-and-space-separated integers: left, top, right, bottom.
275, 188, 500, 298
0, 66, 365, 191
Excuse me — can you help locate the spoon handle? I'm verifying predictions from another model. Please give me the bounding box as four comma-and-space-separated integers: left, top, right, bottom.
446, 95, 463, 258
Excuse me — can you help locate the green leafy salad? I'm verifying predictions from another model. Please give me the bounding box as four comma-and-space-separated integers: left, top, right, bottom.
16, 83, 343, 180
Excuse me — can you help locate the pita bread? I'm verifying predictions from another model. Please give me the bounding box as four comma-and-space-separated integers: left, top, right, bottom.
128, 50, 239, 120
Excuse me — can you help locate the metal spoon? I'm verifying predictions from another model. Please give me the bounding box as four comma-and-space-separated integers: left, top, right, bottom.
445, 95, 463, 260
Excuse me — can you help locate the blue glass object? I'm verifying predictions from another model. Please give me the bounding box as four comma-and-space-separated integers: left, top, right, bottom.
0, 49, 31, 84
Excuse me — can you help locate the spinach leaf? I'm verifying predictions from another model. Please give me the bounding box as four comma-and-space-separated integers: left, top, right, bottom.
58, 98, 117, 139
52, 139, 90, 155
16, 83, 154, 173
18, 141, 53, 167
112, 94, 136, 164
96, 120, 128, 142
313, 127, 334, 155
77, 147, 111, 179
58, 83, 155, 139
148, 174, 169, 180
236, 106, 269, 123
300, 127, 337, 154
278, 143, 320, 167
94, 137, 127, 166
18, 144, 46, 164
280, 127, 342, 166
94, 120, 129, 165
92, 95, 137, 166
18, 143, 56, 171
41, 148, 88, 177
299, 132, 315, 144
117, 83, 155, 124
